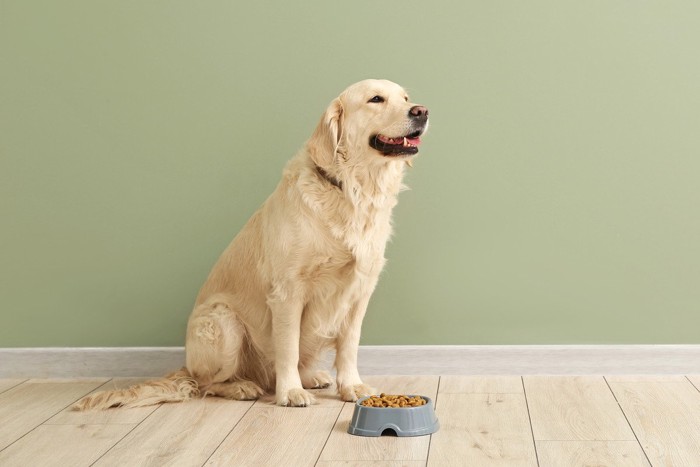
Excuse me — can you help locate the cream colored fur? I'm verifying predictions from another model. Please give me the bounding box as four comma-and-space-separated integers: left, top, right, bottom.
73, 79, 428, 410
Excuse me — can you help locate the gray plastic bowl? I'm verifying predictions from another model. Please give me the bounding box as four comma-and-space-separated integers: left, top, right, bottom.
348, 395, 439, 437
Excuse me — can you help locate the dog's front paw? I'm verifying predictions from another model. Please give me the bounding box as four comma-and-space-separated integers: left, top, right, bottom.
276, 387, 316, 407
339, 383, 375, 402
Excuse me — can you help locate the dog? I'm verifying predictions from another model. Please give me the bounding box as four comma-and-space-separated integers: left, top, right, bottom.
74, 79, 429, 409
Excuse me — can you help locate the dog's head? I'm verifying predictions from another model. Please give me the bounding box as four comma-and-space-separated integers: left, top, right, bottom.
308, 79, 429, 168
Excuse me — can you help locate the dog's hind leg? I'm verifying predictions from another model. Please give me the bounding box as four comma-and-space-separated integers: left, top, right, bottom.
185, 294, 257, 399
299, 350, 333, 389
205, 380, 264, 400
300, 368, 333, 389
73, 294, 258, 411
186, 296, 244, 383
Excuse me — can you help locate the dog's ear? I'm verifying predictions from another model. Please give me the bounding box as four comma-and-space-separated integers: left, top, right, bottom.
307, 97, 344, 168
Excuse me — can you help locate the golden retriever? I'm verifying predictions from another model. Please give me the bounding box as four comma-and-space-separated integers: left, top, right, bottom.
74, 79, 429, 409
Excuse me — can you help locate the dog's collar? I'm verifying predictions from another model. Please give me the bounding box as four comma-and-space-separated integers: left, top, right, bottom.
315, 165, 343, 190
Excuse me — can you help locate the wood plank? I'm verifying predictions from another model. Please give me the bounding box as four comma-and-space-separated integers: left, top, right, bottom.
317, 462, 426, 466
360, 375, 440, 399
536, 441, 650, 467
0, 424, 134, 467
205, 406, 341, 465
0, 379, 26, 394
94, 398, 253, 466
0, 379, 107, 451
609, 381, 700, 466
46, 378, 159, 425
523, 376, 634, 441
439, 376, 523, 394
605, 375, 687, 383
318, 376, 439, 462
427, 393, 537, 466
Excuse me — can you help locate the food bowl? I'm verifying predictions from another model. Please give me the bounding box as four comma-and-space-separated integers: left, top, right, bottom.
347, 395, 439, 437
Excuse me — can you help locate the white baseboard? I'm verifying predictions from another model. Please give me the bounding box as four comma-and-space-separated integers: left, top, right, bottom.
0, 347, 185, 378
357, 345, 700, 376
1, 345, 699, 378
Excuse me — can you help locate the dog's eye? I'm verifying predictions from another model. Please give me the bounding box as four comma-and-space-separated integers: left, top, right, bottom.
367, 95, 385, 103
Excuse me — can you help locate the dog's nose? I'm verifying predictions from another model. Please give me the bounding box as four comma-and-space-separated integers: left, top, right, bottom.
409, 105, 429, 119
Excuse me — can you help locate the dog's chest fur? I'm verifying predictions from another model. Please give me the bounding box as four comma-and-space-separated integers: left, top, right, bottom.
298, 164, 402, 274
289, 162, 404, 337
306, 199, 391, 280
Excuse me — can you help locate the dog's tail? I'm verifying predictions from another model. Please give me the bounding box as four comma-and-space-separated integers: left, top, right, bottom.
72, 368, 199, 411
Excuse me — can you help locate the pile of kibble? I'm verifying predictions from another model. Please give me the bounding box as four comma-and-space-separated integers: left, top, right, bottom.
360, 394, 427, 408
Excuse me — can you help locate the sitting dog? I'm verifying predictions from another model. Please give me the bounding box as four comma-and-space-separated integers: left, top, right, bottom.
74, 79, 429, 409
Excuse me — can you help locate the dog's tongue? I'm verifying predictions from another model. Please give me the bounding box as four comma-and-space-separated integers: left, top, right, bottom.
406, 136, 421, 146
377, 134, 422, 147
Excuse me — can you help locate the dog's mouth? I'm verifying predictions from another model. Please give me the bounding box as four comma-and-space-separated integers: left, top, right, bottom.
369, 129, 424, 157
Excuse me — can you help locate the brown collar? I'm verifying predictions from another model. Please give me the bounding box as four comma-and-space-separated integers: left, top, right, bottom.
315, 165, 343, 190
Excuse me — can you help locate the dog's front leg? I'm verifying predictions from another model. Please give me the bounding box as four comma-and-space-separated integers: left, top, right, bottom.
270, 294, 315, 407
335, 294, 376, 402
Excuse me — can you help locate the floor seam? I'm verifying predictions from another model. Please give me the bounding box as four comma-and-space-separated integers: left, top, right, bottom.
89, 398, 163, 466
313, 402, 346, 466
603, 376, 653, 467
424, 375, 441, 467
521, 376, 541, 467
0, 379, 29, 396
0, 378, 111, 455
200, 399, 257, 466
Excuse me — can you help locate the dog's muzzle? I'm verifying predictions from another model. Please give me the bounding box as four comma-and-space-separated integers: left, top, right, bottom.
369, 105, 429, 157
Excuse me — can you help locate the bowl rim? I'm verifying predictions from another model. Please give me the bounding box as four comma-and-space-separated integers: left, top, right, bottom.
355, 394, 434, 410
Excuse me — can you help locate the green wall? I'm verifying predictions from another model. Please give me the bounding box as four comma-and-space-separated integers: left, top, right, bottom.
2, 1, 699, 347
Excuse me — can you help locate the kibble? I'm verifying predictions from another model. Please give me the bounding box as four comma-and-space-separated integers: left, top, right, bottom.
360, 394, 427, 408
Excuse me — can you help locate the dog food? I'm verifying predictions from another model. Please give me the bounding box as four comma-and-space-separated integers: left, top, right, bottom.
361, 394, 427, 408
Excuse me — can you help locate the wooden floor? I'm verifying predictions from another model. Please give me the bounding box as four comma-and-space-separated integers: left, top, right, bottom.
1, 375, 699, 466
